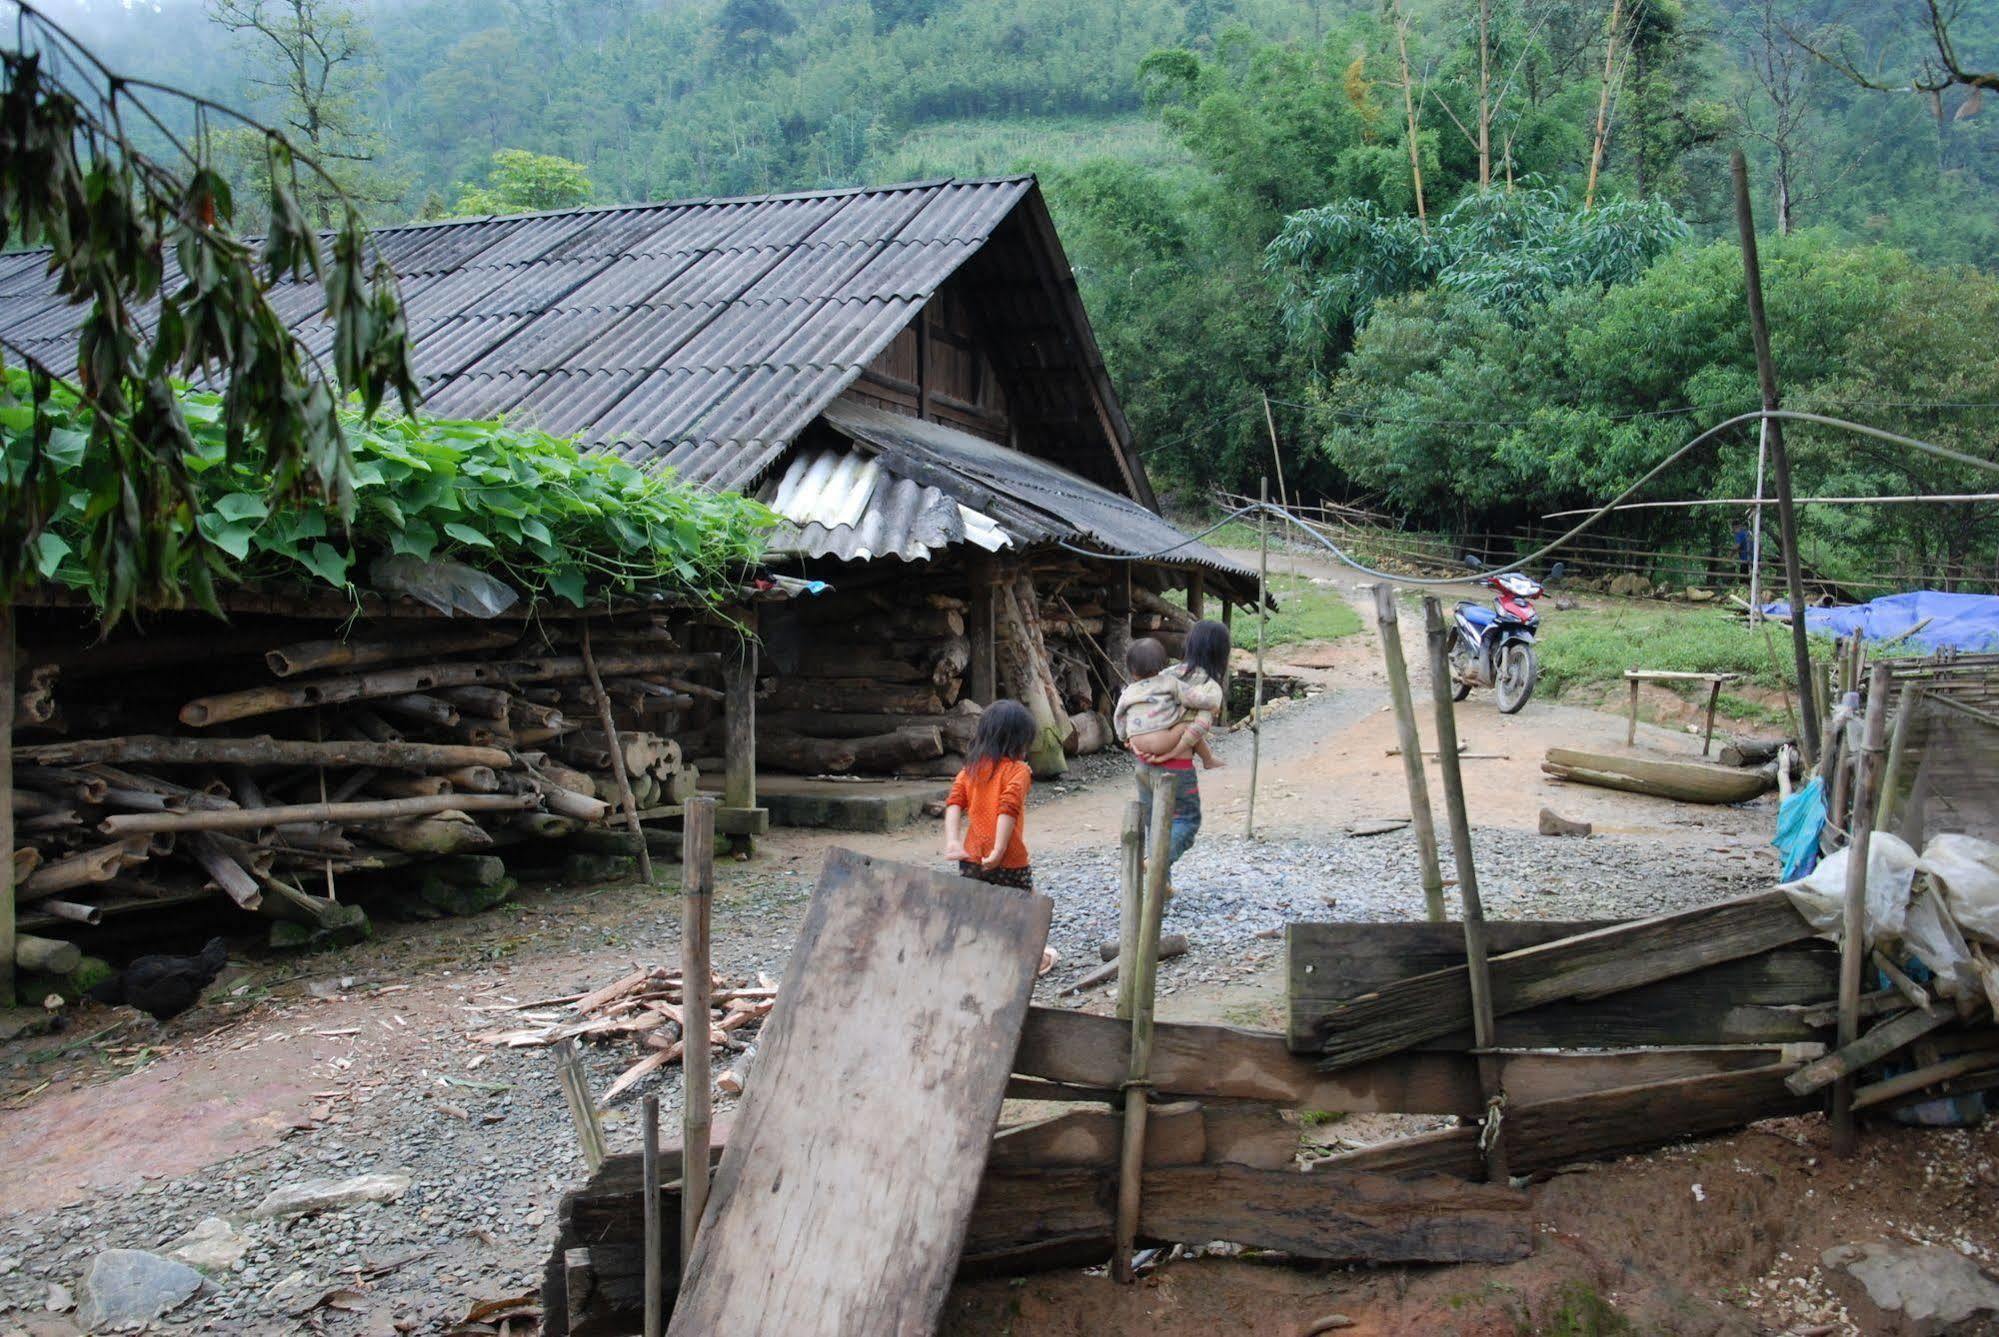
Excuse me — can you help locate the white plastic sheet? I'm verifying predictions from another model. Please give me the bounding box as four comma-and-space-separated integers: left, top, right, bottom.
1779, 832, 1920, 942
1922, 834, 1999, 945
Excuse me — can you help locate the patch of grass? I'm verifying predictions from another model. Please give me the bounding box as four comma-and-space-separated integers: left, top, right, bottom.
1298, 1109, 1347, 1128
1536, 601, 1833, 695
1161, 571, 1364, 647
1716, 692, 1791, 730
1534, 1282, 1635, 1337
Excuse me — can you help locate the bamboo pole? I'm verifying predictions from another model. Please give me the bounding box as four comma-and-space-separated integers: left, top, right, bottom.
681, 794, 716, 1273
1115, 799, 1145, 1021
1391, 0, 1429, 234
1, 605, 13, 1008
1246, 478, 1269, 839
1584, 0, 1623, 210
17, 735, 511, 771
1732, 150, 1820, 762
642, 1093, 664, 1337
1423, 597, 1507, 1181
1875, 686, 1921, 830
1832, 662, 1893, 1155
1114, 768, 1176, 1283
1372, 584, 1447, 923
555, 1039, 607, 1172
99, 792, 536, 835
582, 622, 656, 885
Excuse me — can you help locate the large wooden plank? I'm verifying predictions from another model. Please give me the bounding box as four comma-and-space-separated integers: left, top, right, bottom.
1288, 922, 1836, 1052
669, 849, 1050, 1337
1014, 1006, 1798, 1116
1319, 1064, 1811, 1179
989, 1101, 1299, 1173
962, 1165, 1530, 1267
1310, 892, 1816, 1069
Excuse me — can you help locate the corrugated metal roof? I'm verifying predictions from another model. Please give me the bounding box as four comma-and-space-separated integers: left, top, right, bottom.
761, 401, 1252, 580
0, 177, 1040, 492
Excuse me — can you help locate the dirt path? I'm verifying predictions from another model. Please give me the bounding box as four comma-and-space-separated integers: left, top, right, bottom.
0, 565, 1903, 1336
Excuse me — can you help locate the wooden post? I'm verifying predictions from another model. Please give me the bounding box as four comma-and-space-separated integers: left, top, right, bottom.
1261, 393, 1294, 577
0, 605, 13, 1008
1702, 678, 1723, 757
1832, 663, 1892, 1155
582, 621, 655, 885
1115, 799, 1145, 1021
1372, 584, 1447, 923
968, 556, 998, 705
721, 619, 757, 838
1104, 565, 1132, 692
1186, 571, 1205, 621
1245, 478, 1269, 839
1423, 597, 1507, 1181
681, 795, 716, 1269
1732, 150, 1820, 761
642, 1093, 664, 1337
1626, 674, 1640, 746
1115, 769, 1176, 1282
555, 1039, 607, 1172
1875, 685, 1920, 830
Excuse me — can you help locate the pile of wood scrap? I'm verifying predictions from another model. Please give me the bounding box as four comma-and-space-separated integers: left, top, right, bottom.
9, 610, 726, 973
471, 963, 776, 1107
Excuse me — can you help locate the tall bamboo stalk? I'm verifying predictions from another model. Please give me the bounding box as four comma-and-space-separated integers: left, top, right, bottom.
1584, 0, 1624, 210
681, 795, 716, 1270
1246, 478, 1269, 839
1423, 598, 1507, 1181
1392, 0, 1429, 234
1373, 585, 1446, 922
1833, 663, 1893, 1155
1114, 769, 1176, 1282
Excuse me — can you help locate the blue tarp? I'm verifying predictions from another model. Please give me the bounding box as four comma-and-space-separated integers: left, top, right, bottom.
1761, 590, 1999, 653
1774, 776, 1827, 880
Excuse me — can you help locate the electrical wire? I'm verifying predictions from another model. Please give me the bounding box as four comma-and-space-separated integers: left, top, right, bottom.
1061, 408, 1999, 587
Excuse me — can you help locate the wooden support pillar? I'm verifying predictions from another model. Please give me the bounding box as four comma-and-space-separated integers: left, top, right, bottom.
1372, 584, 1447, 923
915, 306, 933, 422
1186, 571, 1205, 620
720, 611, 763, 842
1114, 769, 1175, 1282
642, 1094, 664, 1337
1104, 566, 1133, 689
1424, 597, 1507, 1182
969, 555, 998, 706
1115, 799, 1144, 1021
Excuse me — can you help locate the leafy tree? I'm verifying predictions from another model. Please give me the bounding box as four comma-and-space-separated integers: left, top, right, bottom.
716, 0, 798, 70
1265, 186, 1687, 356
207, 0, 405, 221
452, 149, 595, 216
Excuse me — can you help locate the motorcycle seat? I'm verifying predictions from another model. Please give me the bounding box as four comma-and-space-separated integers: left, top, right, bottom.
1456, 603, 1497, 628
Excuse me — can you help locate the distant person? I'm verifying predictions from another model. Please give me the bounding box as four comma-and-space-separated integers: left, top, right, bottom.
1733, 515, 1755, 570
943, 699, 1055, 973
1128, 619, 1233, 888
1114, 637, 1225, 770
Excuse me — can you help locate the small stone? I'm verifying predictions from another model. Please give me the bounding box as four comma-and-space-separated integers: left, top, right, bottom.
75, 1249, 204, 1330
252, 1172, 413, 1220
168, 1217, 253, 1273
46, 1280, 73, 1311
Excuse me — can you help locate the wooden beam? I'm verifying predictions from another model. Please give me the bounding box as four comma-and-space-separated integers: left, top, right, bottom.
968, 555, 998, 705
1320, 1063, 1810, 1179
1308, 892, 1816, 1069
721, 622, 756, 821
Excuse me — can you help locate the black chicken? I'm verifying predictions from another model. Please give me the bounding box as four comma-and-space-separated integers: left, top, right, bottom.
88, 937, 230, 1021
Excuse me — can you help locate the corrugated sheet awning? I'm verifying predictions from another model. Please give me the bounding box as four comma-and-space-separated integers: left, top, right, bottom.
760, 400, 1253, 581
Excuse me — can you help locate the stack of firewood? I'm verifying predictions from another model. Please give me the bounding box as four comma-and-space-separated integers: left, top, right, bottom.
471, 963, 777, 1106
8, 614, 718, 965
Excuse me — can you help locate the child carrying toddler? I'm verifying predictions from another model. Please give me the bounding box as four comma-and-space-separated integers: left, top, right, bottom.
1113, 637, 1225, 768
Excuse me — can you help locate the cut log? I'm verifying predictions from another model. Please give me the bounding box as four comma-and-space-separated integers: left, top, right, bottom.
1066, 711, 1113, 756
1306, 892, 1816, 1069
439, 685, 517, 719
370, 775, 455, 799
98, 792, 536, 836
1133, 588, 1195, 632
1321, 1063, 1810, 1179
265, 627, 521, 676
533, 779, 613, 824
443, 765, 500, 793
179, 651, 721, 727
35, 898, 102, 926
761, 710, 982, 752
189, 833, 265, 910
21, 841, 142, 902
367, 811, 496, 856
1541, 747, 1774, 804
761, 679, 943, 715
995, 575, 1071, 776
16, 735, 510, 773
1719, 738, 1788, 767
377, 693, 461, 727
15, 933, 80, 975
1100, 933, 1190, 962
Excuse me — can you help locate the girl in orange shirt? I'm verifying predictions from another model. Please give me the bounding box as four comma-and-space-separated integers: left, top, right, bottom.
943, 700, 1056, 973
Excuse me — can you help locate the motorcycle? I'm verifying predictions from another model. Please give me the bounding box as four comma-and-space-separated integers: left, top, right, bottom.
1449, 570, 1545, 714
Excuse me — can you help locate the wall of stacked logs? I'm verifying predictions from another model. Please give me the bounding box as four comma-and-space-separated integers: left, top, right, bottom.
6, 601, 750, 985
744, 553, 1209, 778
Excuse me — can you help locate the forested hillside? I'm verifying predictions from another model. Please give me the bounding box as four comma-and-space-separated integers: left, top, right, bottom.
40, 0, 1999, 587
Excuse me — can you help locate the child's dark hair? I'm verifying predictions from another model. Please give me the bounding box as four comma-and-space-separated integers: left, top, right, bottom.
1182, 619, 1232, 684
1126, 637, 1168, 678
966, 699, 1036, 776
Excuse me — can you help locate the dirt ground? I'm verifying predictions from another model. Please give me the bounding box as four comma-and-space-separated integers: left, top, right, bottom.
2, 556, 1990, 1336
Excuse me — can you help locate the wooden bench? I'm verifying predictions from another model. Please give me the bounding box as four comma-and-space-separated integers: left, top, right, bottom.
1625, 669, 1742, 755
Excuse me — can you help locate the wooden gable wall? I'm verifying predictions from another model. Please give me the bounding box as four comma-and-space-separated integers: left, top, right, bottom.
849, 281, 1011, 446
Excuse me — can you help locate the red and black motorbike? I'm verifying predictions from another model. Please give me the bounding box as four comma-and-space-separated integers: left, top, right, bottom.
1449, 571, 1545, 714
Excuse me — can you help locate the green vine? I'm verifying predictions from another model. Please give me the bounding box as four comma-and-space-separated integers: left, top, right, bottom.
0, 371, 775, 610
